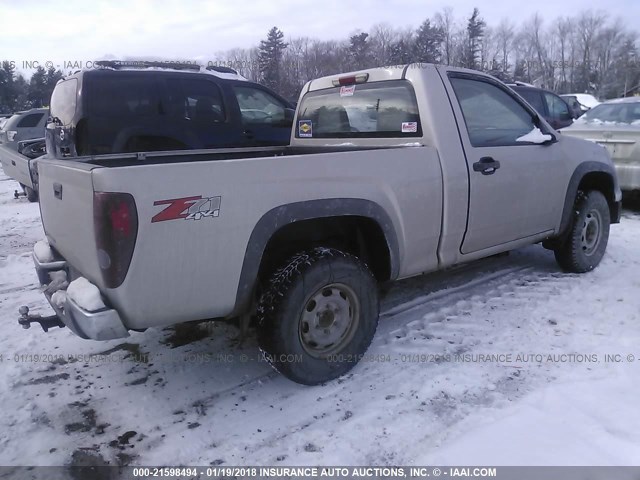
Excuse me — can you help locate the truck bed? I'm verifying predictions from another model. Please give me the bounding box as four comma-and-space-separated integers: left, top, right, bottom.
37, 143, 443, 330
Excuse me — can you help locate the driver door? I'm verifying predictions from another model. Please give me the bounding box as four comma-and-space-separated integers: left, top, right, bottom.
445, 74, 568, 254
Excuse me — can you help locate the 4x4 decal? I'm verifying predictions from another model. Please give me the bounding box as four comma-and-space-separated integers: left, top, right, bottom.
152, 195, 221, 223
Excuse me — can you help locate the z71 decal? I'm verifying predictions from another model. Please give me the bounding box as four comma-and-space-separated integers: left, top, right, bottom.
152, 195, 221, 223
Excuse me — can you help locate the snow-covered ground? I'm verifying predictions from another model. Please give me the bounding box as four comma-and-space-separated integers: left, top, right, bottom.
1, 168, 639, 468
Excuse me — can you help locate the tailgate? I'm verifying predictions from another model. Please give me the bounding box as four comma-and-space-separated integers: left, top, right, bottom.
38, 160, 103, 285
0, 145, 33, 188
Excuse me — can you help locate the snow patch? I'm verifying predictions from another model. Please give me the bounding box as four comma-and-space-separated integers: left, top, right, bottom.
50, 291, 68, 309
516, 127, 552, 144
66, 278, 106, 312
34, 240, 54, 263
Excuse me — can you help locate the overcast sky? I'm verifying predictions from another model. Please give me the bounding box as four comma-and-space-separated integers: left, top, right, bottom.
1, 0, 637, 75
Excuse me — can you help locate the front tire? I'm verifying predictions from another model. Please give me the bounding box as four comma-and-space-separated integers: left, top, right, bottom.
554, 190, 610, 273
257, 247, 379, 385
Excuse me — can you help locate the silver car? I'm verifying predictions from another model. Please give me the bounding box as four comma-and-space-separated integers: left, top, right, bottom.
562, 97, 640, 193
0, 108, 48, 150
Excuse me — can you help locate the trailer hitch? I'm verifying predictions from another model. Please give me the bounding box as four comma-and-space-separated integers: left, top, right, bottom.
18, 306, 65, 332
14, 189, 26, 199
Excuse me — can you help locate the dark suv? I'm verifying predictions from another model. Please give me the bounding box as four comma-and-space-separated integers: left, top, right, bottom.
508, 82, 576, 130
46, 61, 295, 159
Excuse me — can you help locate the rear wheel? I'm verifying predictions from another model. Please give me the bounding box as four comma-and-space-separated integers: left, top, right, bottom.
554, 190, 610, 273
25, 186, 38, 203
257, 247, 379, 385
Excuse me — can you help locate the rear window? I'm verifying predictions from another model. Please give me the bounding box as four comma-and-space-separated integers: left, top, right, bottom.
296, 80, 421, 138
50, 79, 78, 125
17, 113, 45, 128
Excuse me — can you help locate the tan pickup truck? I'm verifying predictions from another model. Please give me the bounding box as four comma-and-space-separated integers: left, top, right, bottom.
21, 63, 621, 385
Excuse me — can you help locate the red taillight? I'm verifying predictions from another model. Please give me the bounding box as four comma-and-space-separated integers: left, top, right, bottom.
332, 73, 370, 87
338, 76, 357, 86
94, 192, 138, 288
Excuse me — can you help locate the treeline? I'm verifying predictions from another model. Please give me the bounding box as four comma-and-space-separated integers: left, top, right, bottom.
1, 7, 638, 113
0, 65, 64, 113
225, 8, 640, 101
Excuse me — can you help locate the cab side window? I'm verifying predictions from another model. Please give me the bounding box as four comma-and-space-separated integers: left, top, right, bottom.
450, 77, 536, 147
233, 86, 286, 126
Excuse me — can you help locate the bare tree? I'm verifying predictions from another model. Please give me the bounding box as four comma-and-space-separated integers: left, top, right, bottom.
575, 10, 607, 92
553, 17, 573, 92
434, 7, 456, 65
206, 8, 639, 101
495, 19, 515, 78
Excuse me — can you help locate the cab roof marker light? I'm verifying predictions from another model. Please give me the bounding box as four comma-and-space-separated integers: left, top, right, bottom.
332, 73, 370, 87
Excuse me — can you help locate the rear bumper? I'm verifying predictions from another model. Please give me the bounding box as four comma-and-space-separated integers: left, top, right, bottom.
615, 163, 640, 192
33, 249, 129, 340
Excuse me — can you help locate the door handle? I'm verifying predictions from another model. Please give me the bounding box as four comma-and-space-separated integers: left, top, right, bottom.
243, 129, 255, 139
473, 156, 501, 175
11, 160, 16, 166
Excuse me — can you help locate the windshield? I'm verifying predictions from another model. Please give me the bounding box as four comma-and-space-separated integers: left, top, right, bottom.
296, 80, 421, 138
578, 102, 640, 125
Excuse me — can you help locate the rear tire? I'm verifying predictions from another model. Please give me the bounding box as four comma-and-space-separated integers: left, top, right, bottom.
25, 186, 38, 203
257, 247, 379, 385
554, 190, 610, 273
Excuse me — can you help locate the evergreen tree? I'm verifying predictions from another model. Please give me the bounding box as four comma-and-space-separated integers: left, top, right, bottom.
464, 8, 486, 69
28, 66, 48, 108
513, 58, 528, 83
389, 39, 414, 65
0, 61, 17, 112
412, 19, 443, 64
14, 75, 30, 110
349, 32, 372, 69
45, 67, 64, 105
258, 27, 288, 92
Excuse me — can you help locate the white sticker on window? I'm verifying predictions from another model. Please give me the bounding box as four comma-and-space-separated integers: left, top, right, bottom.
340, 85, 356, 97
402, 122, 418, 133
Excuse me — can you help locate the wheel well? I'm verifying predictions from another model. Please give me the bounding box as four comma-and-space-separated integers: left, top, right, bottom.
258, 216, 392, 284
577, 172, 616, 219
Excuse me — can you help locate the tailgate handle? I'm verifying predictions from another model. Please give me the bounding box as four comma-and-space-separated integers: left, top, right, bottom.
53, 183, 63, 200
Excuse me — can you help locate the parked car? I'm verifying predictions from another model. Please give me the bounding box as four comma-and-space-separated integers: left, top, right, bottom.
0, 108, 48, 150
0, 108, 48, 201
46, 60, 295, 160
560, 93, 600, 117
22, 63, 620, 385
0, 114, 12, 130
508, 83, 576, 129
562, 97, 640, 194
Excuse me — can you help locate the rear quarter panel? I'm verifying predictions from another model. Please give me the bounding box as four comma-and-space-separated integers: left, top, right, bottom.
92, 147, 443, 329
